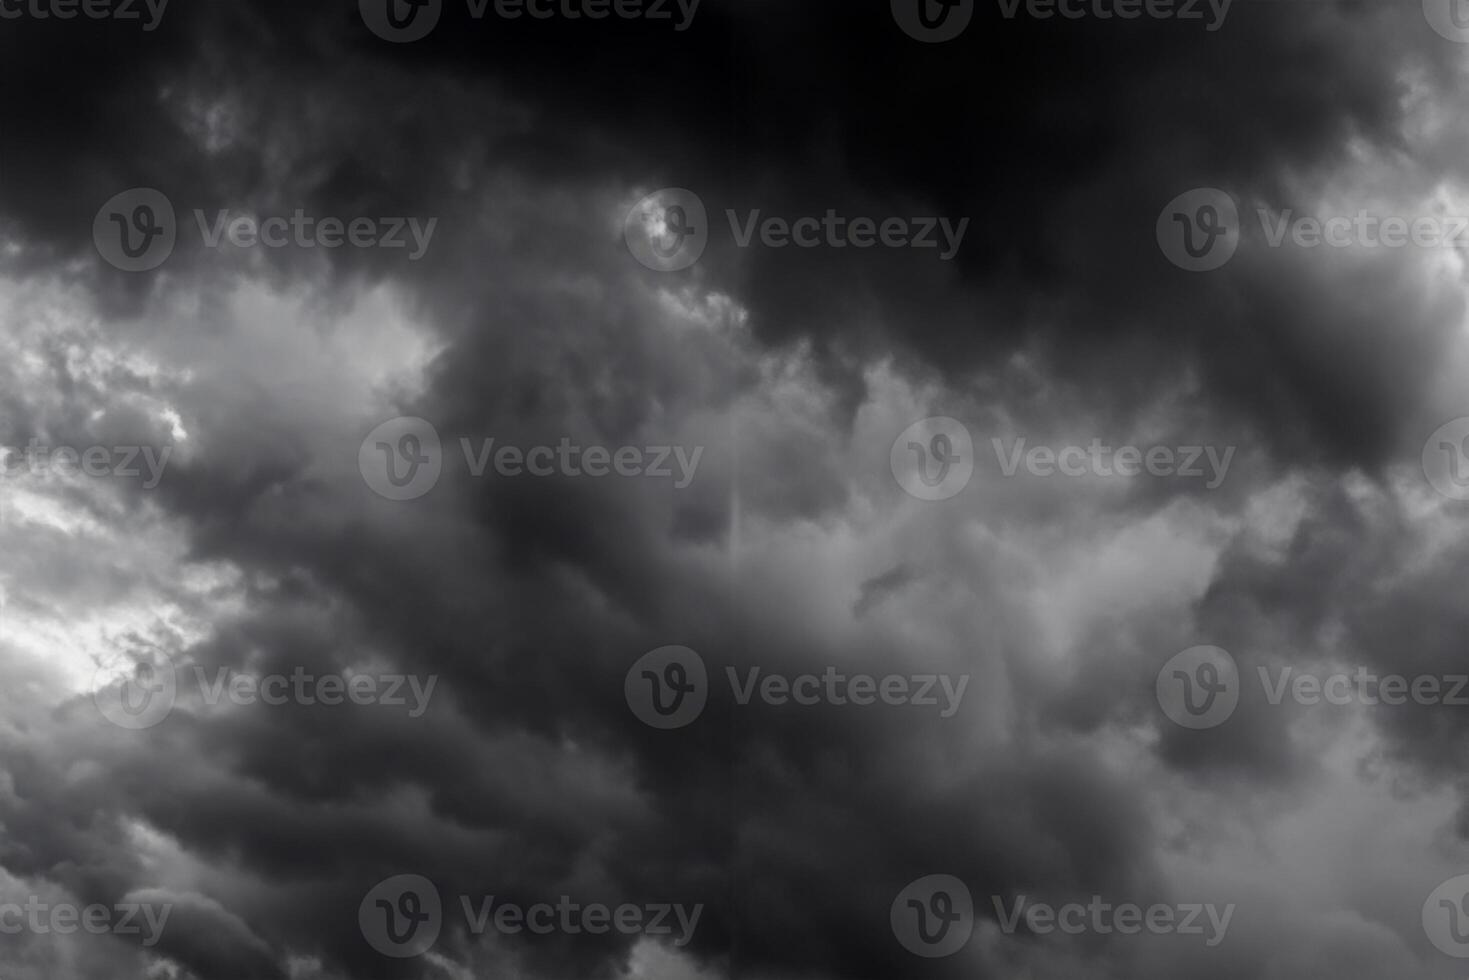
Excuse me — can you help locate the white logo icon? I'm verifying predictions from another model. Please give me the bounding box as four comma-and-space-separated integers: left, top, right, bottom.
94, 188, 176, 272
625, 646, 708, 729
359, 417, 443, 501
359, 874, 443, 957
1423, 874, 1469, 957
1157, 188, 1239, 272
1156, 645, 1239, 729
1424, 0, 1469, 42
891, 874, 974, 957
892, 0, 975, 42
360, 0, 443, 42
890, 417, 974, 501
624, 189, 708, 271
93, 652, 177, 730
1422, 417, 1469, 500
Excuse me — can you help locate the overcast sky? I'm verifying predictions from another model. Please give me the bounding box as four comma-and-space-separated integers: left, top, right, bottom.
5, 0, 1469, 978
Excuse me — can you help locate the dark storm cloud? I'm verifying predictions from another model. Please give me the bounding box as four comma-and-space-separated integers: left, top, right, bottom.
4, 0, 1453, 457
2, 0, 1454, 474
4, 1, 1469, 979
323, 0, 1465, 474
3, 198, 1176, 979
